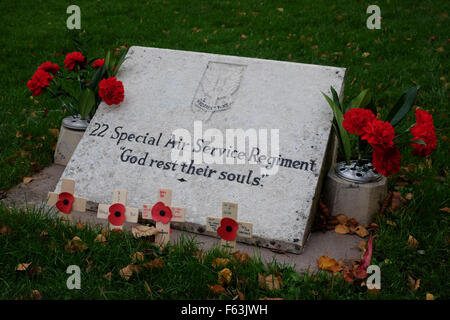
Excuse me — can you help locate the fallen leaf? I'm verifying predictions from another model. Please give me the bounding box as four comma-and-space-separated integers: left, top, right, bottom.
358, 241, 367, 251
131, 225, 159, 238
94, 234, 107, 244
440, 207, 450, 213
258, 274, 283, 291
212, 257, 230, 268
390, 191, 405, 210
336, 213, 348, 225
142, 258, 164, 269
277, 8, 284, 12
335, 224, 350, 234
23, 177, 33, 184
65, 236, 88, 253
408, 235, 419, 248
354, 225, 369, 238
119, 264, 135, 281
0, 225, 12, 235
408, 275, 420, 291
85, 259, 93, 272
233, 251, 250, 263
362, 52, 370, 57
131, 252, 145, 263
29, 266, 42, 277
208, 284, 228, 295
386, 220, 397, 227
144, 281, 152, 294
218, 268, 232, 285
104, 272, 112, 281
30, 290, 41, 300
76, 221, 84, 230
15, 262, 32, 271
405, 193, 413, 200
48, 128, 59, 137
317, 254, 342, 273
347, 218, 359, 228
426, 293, 434, 300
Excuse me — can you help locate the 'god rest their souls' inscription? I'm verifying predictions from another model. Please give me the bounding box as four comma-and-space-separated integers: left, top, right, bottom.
57, 46, 346, 253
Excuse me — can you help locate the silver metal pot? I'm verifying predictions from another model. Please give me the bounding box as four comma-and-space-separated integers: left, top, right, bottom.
334, 160, 383, 184
61, 115, 90, 131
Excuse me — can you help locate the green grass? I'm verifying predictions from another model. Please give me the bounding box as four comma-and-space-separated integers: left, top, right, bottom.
0, 205, 363, 300
0, 0, 449, 299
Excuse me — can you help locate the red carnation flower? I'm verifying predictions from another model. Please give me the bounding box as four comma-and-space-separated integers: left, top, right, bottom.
27, 69, 54, 96
361, 119, 395, 150
64, 51, 86, 71
217, 217, 239, 241
98, 77, 124, 105
410, 109, 437, 157
92, 58, 105, 69
56, 192, 74, 214
372, 146, 401, 177
343, 108, 377, 136
108, 203, 126, 226
151, 202, 173, 224
37, 61, 60, 74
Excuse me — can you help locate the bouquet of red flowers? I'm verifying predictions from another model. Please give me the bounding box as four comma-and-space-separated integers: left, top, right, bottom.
324, 86, 437, 177
27, 49, 127, 120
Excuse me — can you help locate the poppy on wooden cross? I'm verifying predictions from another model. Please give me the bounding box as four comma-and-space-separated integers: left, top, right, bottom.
142, 188, 186, 247
206, 202, 253, 252
47, 179, 86, 222
97, 189, 139, 230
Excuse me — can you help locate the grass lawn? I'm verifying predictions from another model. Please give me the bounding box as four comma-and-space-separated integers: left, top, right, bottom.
0, 0, 449, 299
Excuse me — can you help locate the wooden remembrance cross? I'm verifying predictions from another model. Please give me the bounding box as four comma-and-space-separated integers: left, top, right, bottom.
47, 178, 86, 222
97, 189, 139, 230
206, 202, 253, 251
142, 189, 186, 246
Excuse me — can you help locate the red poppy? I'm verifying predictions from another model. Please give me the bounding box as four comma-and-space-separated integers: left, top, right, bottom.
217, 217, 238, 241
343, 108, 377, 136
56, 192, 74, 214
37, 61, 60, 74
108, 203, 126, 226
98, 77, 125, 105
64, 51, 86, 71
92, 58, 105, 69
151, 202, 172, 224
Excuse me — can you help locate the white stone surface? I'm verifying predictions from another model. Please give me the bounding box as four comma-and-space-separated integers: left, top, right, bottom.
57, 46, 346, 253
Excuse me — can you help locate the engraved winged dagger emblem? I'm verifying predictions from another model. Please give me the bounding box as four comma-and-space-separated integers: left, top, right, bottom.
192, 62, 245, 113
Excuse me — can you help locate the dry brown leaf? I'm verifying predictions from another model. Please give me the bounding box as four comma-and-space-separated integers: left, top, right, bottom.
354, 225, 369, 238
317, 254, 343, 274
193, 251, 206, 264
23, 177, 33, 184
0, 225, 12, 235
30, 290, 41, 300
408, 275, 420, 291
15, 262, 32, 271
39, 231, 48, 239
405, 193, 413, 200
335, 224, 350, 234
131, 252, 145, 263
76, 222, 84, 230
426, 293, 434, 300
94, 234, 107, 244
104, 272, 112, 281
386, 220, 397, 227
85, 259, 93, 272
347, 218, 359, 228
65, 236, 88, 253
144, 281, 152, 294
440, 207, 450, 213
336, 213, 348, 225
212, 257, 230, 268
218, 268, 232, 285
48, 128, 59, 138
233, 251, 250, 263
408, 235, 419, 248
29, 266, 42, 277
131, 225, 159, 238
142, 258, 164, 269
391, 191, 405, 210
258, 273, 283, 291
208, 284, 228, 295
119, 264, 135, 281
358, 241, 367, 251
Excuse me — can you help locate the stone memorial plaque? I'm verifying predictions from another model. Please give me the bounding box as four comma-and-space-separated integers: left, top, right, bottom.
56, 46, 346, 253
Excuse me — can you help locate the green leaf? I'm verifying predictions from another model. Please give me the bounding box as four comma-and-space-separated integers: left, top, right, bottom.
411, 139, 426, 145
386, 86, 420, 127
78, 88, 95, 120
330, 86, 344, 113
323, 92, 351, 164
88, 66, 106, 91
113, 49, 128, 76
104, 50, 112, 74
347, 89, 371, 111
